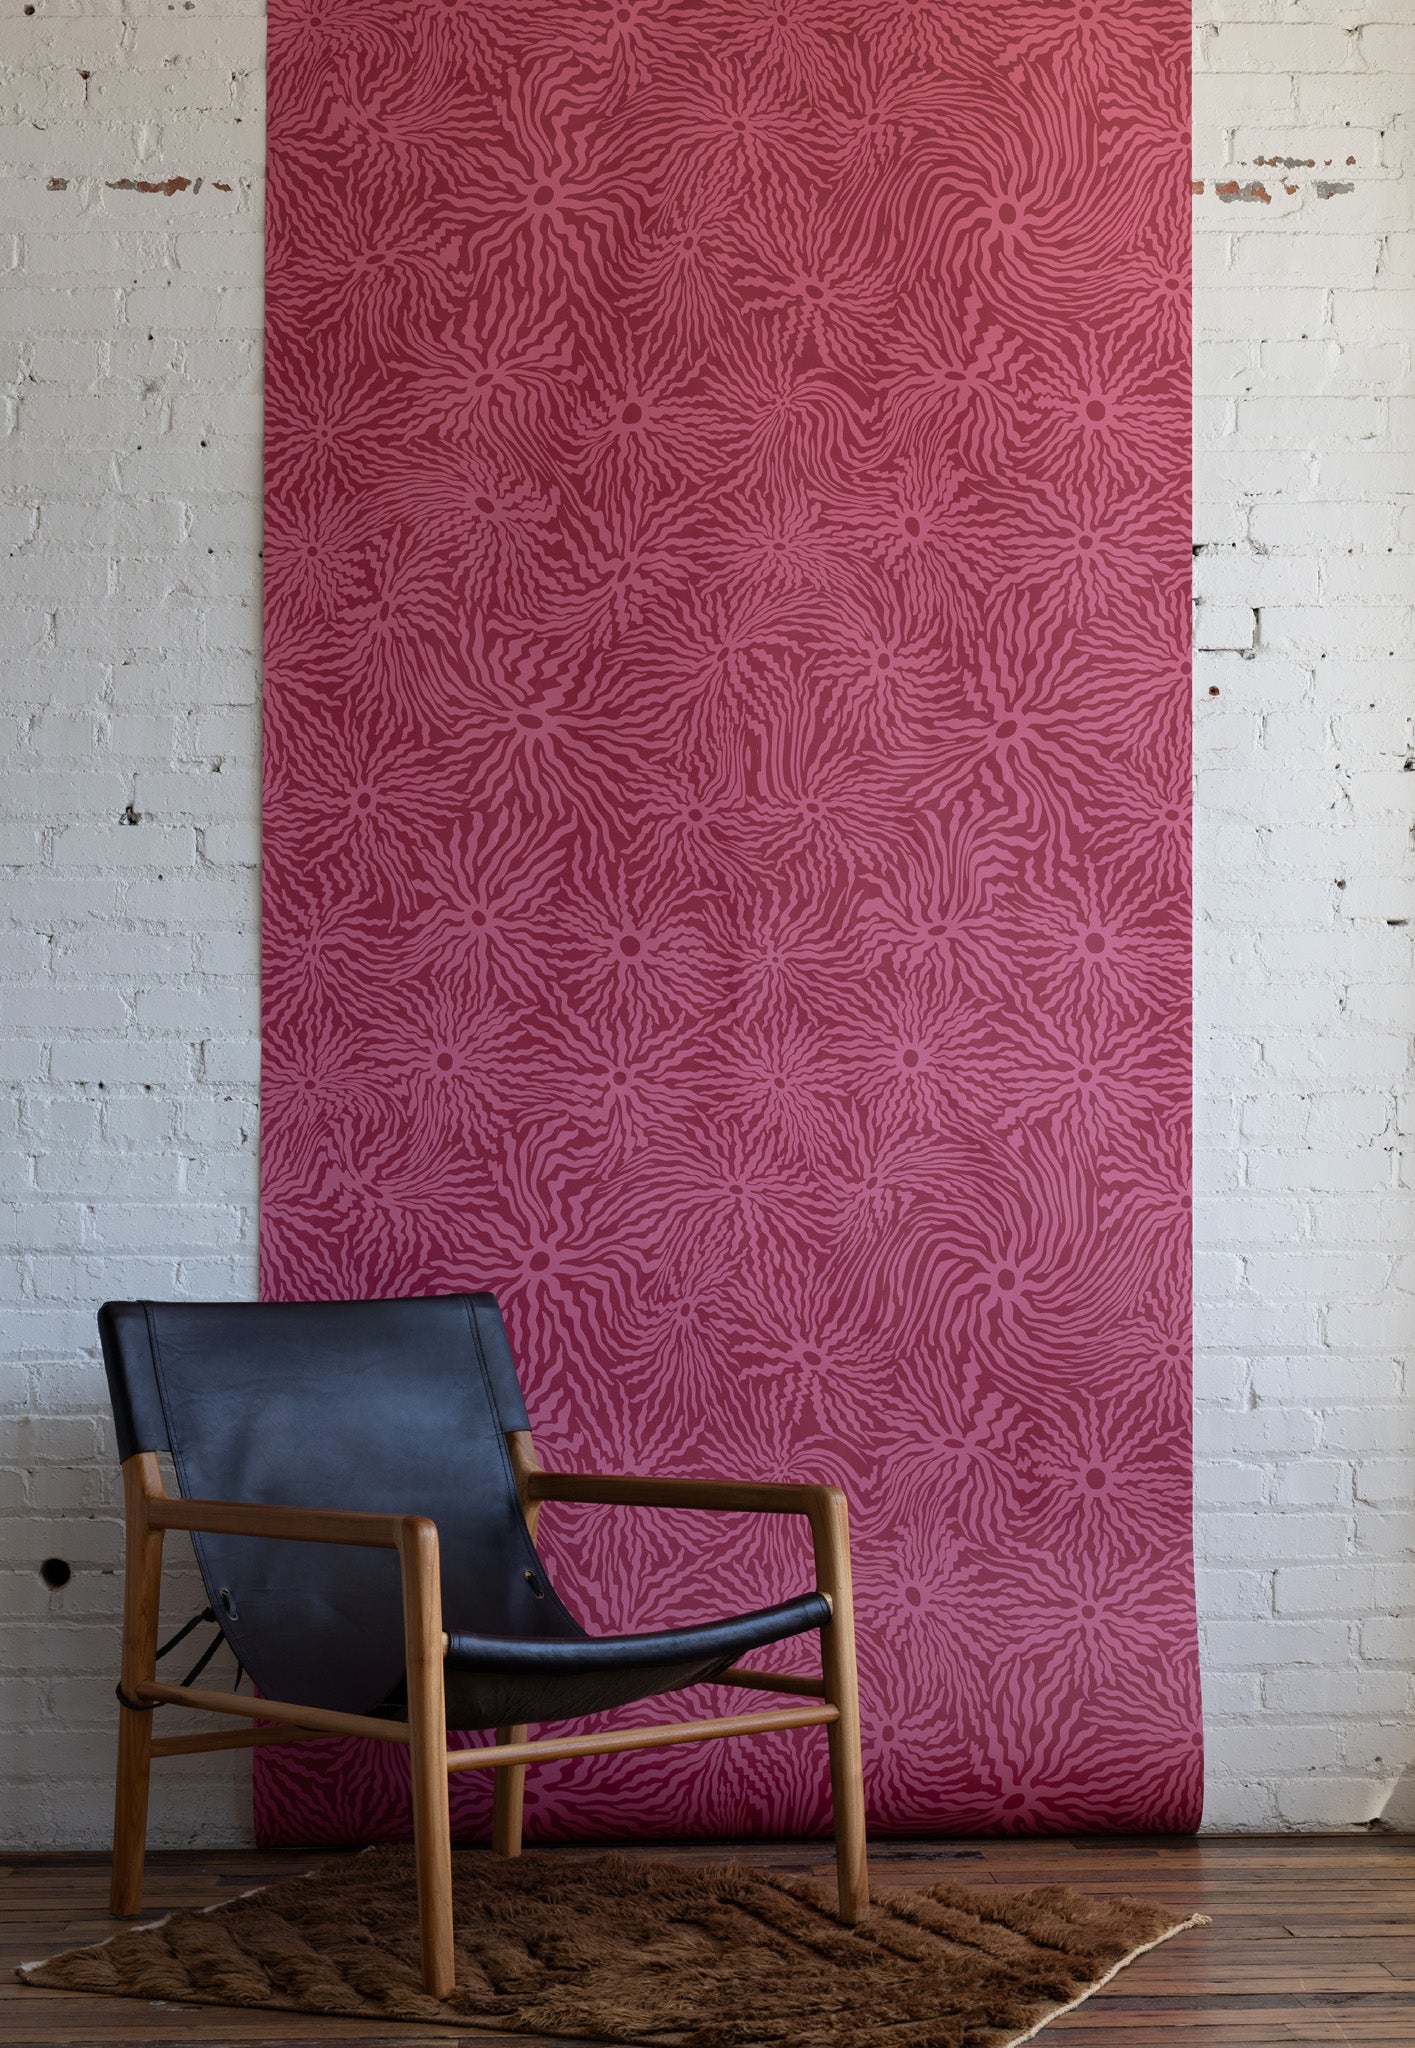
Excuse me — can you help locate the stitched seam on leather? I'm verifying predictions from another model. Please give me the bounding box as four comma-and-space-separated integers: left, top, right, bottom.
142, 1302, 191, 1494
458, 1293, 581, 1631
143, 1302, 247, 1680
469, 1290, 530, 1433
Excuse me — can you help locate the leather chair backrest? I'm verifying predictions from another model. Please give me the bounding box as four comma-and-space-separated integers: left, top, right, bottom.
97, 1295, 581, 1714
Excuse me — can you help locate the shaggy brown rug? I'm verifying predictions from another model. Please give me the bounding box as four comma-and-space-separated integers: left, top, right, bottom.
19, 1845, 1204, 2047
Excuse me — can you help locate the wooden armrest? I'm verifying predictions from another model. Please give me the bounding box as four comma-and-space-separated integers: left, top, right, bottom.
148, 1496, 427, 1550
525, 1472, 843, 1518
524, 1473, 854, 1657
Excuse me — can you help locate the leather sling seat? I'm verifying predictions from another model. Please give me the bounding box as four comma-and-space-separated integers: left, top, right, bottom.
98, 1294, 830, 1731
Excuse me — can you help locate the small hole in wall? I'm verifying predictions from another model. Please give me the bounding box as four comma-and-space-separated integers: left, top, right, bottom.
1208, 686, 1219, 697
40, 1558, 72, 1590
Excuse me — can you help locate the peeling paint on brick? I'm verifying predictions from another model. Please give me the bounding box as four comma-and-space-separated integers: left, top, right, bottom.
1217, 179, 1272, 204
1315, 180, 1355, 199
106, 175, 194, 196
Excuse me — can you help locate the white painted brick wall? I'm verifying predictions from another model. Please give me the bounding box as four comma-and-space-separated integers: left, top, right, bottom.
2, 0, 264, 1846
1194, 1, 1415, 1831
2, 4, 1412, 1847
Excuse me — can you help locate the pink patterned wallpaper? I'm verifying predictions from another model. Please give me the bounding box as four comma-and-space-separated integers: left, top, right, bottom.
258, 0, 1197, 1843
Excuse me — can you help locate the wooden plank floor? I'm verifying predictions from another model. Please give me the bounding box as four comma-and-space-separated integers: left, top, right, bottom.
3, 1835, 1412, 2045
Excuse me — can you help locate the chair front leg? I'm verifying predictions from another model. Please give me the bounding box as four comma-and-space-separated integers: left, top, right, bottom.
111, 1453, 165, 1917
399, 1517, 455, 1998
812, 1489, 869, 1923
492, 1727, 528, 1855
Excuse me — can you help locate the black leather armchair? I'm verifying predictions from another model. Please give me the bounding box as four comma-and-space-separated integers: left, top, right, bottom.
99, 1295, 868, 1994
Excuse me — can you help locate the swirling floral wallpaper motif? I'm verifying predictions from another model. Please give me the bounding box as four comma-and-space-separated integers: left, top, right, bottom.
258, 0, 1196, 1845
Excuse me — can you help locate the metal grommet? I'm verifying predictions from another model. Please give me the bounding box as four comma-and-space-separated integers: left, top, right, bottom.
523, 1568, 546, 1599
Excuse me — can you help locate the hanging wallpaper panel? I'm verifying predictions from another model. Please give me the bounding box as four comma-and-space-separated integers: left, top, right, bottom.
259, 0, 1196, 1843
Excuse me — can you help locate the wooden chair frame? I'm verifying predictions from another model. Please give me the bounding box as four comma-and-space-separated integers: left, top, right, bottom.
111, 1429, 868, 1997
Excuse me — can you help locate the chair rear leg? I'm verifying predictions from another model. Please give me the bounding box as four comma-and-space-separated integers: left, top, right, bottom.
110, 1453, 165, 1917
492, 1727, 527, 1856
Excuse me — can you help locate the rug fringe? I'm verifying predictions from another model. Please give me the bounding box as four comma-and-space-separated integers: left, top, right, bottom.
16, 1871, 307, 1979
1002, 1912, 1212, 2048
